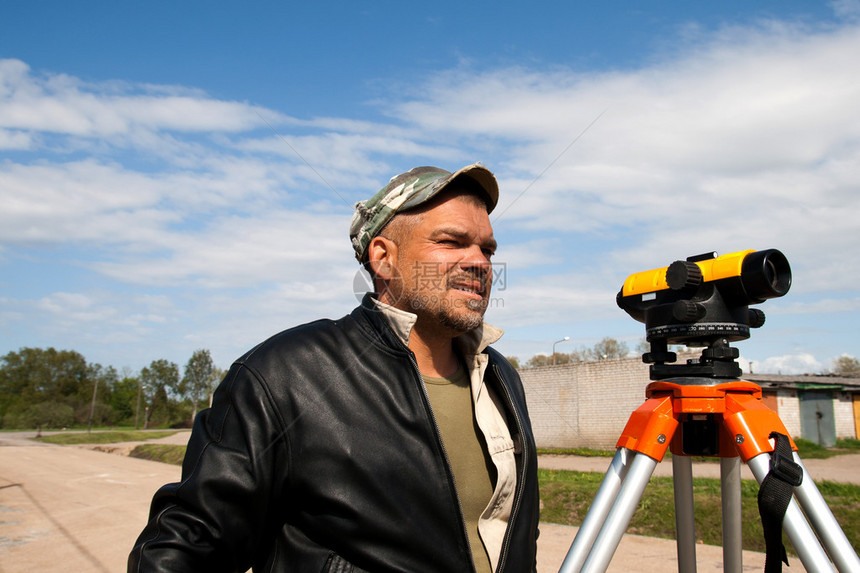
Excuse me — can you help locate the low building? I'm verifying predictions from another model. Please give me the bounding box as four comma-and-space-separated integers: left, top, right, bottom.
746, 373, 860, 448
519, 354, 860, 450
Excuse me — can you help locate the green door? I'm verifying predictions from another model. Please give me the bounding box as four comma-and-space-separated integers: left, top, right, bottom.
799, 391, 836, 447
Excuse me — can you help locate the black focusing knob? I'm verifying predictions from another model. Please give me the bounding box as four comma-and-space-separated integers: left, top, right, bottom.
666, 261, 703, 290
749, 308, 766, 328
672, 299, 706, 322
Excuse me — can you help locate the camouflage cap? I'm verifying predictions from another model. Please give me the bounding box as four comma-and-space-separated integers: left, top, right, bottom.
349, 164, 499, 262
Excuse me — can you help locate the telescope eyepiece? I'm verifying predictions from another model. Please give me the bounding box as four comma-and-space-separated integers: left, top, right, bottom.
740, 249, 791, 302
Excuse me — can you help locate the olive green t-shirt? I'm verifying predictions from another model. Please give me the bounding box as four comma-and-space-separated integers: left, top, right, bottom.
423, 366, 495, 573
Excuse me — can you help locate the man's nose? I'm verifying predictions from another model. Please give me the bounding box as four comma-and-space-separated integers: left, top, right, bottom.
460, 245, 492, 271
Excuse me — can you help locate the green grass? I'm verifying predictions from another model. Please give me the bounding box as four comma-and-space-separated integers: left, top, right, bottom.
795, 437, 860, 458
538, 447, 615, 457
540, 437, 860, 461
35, 430, 179, 445
130, 443, 187, 466
539, 468, 860, 555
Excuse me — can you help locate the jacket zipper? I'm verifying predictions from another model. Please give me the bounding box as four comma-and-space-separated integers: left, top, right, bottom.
406, 351, 479, 573
491, 363, 529, 573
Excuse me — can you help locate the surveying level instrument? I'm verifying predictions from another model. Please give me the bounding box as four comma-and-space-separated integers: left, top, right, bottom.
560, 249, 860, 573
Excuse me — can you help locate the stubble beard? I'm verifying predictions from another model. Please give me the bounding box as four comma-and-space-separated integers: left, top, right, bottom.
403, 274, 489, 334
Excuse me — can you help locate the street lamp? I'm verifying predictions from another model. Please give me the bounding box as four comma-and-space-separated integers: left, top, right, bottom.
552, 337, 570, 365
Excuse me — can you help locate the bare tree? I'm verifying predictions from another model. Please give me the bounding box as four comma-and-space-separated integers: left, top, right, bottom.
588, 337, 630, 360
520, 337, 631, 368
833, 355, 860, 377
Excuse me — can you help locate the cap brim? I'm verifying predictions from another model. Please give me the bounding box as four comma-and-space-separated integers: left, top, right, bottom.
400, 163, 499, 213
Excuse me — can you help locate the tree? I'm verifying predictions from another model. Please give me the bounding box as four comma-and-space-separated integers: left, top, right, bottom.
6, 401, 75, 429
83, 363, 120, 429
568, 348, 591, 362
519, 337, 631, 368
139, 359, 180, 428
208, 367, 226, 408
588, 337, 629, 361
524, 351, 581, 368
833, 355, 860, 377
0, 347, 89, 428
524, 354, 552, 368
181, 349, 215, 425
109, 371, 140, 425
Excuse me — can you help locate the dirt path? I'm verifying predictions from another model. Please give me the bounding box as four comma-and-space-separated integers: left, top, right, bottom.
1, 433, 842, 572
0, 440, 180, 572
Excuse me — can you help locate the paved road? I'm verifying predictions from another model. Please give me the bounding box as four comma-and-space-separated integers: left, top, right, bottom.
0, 435, 180, 572
3, 431, 851, 572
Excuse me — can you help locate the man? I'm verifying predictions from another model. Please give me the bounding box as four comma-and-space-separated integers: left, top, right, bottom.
129, 164, 540, 572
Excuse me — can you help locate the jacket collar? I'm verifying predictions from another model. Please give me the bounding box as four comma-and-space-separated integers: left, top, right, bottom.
364, 293, 503, 356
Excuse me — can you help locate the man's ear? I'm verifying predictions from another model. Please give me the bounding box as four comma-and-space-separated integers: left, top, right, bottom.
367, 235, 397, 280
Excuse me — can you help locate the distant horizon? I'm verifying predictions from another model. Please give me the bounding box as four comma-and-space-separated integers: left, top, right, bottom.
5, 340, 851, 381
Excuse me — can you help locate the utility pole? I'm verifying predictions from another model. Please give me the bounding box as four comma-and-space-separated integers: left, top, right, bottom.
87, 378, 99, 433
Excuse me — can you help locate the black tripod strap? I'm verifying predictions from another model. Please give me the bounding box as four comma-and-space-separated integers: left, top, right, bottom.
757, 431, 803, 573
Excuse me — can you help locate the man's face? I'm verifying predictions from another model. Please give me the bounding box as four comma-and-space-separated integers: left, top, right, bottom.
385, 193, 497, 335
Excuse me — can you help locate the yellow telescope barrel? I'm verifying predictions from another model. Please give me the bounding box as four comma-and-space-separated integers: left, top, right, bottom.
621, 250, 756, 297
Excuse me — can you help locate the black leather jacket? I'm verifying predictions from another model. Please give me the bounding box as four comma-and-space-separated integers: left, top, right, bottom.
129, 295, 539, 572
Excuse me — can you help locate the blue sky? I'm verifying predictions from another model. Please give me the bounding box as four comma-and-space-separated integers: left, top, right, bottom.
2, 1, 859, 375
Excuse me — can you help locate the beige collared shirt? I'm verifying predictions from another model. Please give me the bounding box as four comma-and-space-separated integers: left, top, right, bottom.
372, 299, 518, 571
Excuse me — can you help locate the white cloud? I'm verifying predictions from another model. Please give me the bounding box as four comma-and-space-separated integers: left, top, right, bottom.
0, 160, 173, 243
0, 59, 274, 137
0, 128, 32, 149
3, 15, 860, 371
487, 273, 615, 328
385, 20, 860, 234
770, 296, 860, 315
0, 290, 181, 348
756, 353, 823, 375
90, 210, 353, 289
829, 0, 860, 21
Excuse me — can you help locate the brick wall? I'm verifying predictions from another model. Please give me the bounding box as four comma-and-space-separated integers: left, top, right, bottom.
518, 354, 663, 450
518, 354, 858, 449
775, 390, 802, 438
835, 393, 856, 439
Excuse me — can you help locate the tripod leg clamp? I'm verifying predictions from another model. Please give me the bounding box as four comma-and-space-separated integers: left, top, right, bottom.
758, 431, 802, 573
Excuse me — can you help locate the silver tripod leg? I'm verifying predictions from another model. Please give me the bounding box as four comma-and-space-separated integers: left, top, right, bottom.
672, 455, 697, 573
560, 448, 659, 573
582, 451, 658, 572
747, 453, 837, 572
791, 453, 860, 572
560, 448, 632, 573
720, 457, 743, 573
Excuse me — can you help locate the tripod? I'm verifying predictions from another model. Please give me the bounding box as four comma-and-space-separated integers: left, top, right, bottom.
559, 374, 860, 573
